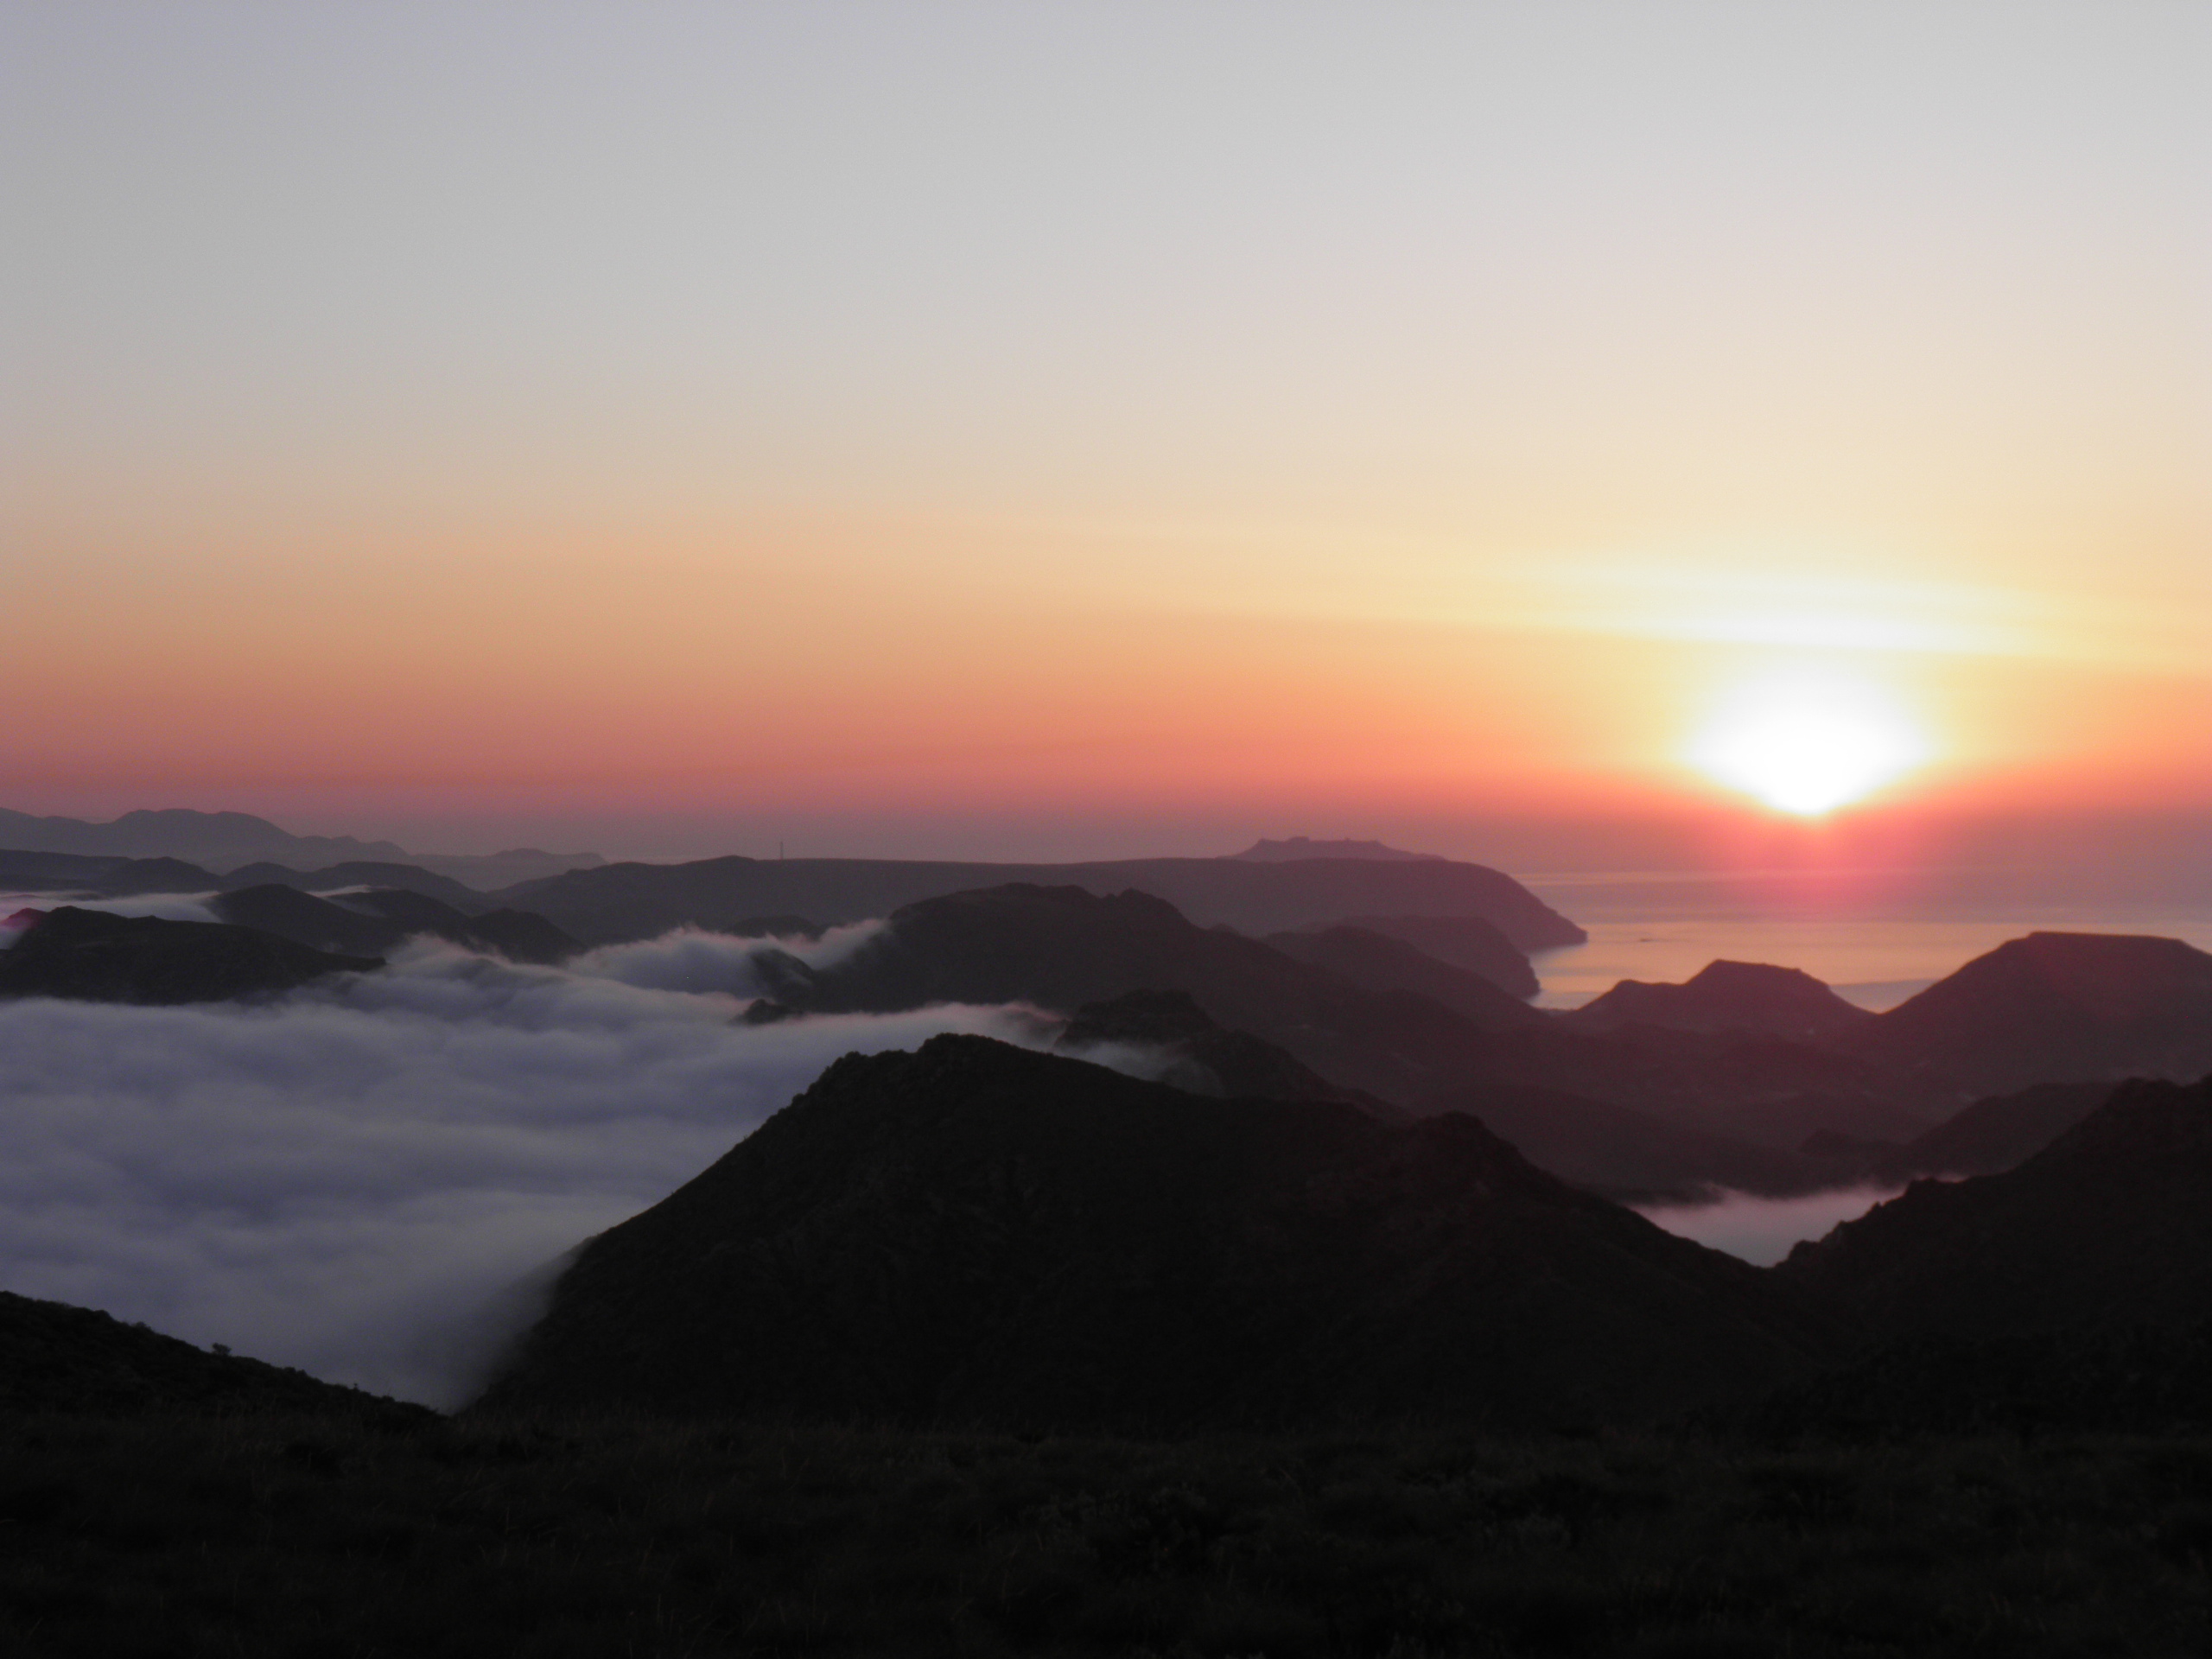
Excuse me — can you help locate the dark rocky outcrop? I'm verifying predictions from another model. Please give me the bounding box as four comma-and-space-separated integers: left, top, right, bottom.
1777, 1075, 2212, 1342
1563, 960, 1872, 1042
0, 1290, 435, 1423
494, 851, 1586, 951
480, 1035, 1837, 1430
1263, 923, 1541, 1013
0, 906, 379, 1004
1837, 932, 2212, 1101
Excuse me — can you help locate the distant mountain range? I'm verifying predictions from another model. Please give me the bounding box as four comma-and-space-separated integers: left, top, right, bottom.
1230, 836, 1445, 861
0, 807, 601, 887
496, 851, 1586, 950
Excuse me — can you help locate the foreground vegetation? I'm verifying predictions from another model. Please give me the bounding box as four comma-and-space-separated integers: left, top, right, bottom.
3, 1409, 2208, 1656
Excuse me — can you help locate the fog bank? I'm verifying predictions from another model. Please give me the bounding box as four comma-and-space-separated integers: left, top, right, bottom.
0, 932, 1049, 1407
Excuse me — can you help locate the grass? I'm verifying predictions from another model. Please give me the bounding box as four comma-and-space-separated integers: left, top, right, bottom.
1, 1410, 2207, 1656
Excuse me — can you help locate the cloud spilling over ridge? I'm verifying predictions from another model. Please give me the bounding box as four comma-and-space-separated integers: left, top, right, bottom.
572, 919, 885, 995
0, 929, 1051, 1408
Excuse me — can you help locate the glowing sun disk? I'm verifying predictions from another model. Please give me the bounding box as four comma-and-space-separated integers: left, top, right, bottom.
1688, 673, 1930, 817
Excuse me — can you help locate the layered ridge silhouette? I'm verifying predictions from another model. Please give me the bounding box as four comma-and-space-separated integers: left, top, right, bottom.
480, 1034, 1837, 1429
496, 851, 1587, 950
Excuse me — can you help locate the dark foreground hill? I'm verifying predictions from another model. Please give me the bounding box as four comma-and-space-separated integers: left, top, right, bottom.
0, 906, 380, 1004
495, 851, 1587, 950
0, 1290, 432, 1425
1777, 1075, 2212, 1341
1743, 1320, 2212, 1438
10, 1408, 2206, 1659
480, 1035, 1835, 1430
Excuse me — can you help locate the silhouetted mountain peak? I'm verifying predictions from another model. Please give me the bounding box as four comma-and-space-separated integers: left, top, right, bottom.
1843, 931, 2212, 1097
480, 1034, 1834, 1428
1564, 959, 1871, 1040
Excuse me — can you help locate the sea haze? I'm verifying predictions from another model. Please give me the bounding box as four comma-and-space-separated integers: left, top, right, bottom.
0, 918, 1053, 1408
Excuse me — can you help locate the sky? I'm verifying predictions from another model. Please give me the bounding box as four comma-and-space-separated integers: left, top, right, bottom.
6, 2, 2209, 870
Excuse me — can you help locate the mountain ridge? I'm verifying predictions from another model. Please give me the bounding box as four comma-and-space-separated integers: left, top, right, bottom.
479, 1033, 1840, 1429
493, 852, 1587, 951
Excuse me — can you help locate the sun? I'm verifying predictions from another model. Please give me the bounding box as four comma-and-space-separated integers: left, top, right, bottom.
1688, 669, 1930, 817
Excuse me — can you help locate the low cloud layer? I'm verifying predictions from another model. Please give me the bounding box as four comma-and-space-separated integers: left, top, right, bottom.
0, 926, 1050, 1407
1634, 1185, 1903, 1267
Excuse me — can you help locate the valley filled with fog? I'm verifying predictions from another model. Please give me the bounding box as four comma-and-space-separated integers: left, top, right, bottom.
0, 918, 1051, 1405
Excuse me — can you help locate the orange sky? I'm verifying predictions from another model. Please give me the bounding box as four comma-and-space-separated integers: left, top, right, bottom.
6, 4, 2208, 868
